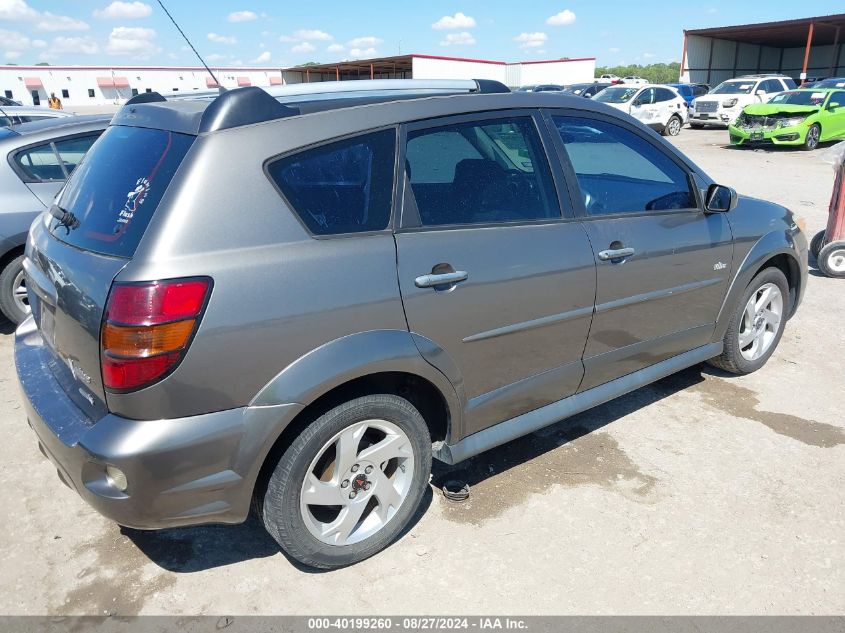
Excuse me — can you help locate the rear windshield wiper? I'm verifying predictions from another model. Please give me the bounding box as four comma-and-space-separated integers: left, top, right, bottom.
49, 204, 80, 234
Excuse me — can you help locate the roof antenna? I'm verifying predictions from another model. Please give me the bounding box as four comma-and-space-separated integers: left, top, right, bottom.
155, 0, 224, 92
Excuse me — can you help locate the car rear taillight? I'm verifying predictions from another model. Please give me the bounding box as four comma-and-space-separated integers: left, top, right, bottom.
101, 278, 211, 391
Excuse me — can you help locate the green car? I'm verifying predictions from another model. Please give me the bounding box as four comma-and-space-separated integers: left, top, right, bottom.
728, 87, 845, 150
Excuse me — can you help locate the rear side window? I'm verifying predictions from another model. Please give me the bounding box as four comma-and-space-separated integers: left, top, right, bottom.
405, 117, 560, 226
655, 88, 677, 102
554, 116, 695, 215
51, 125, 194, 258
267, 129, 396, 236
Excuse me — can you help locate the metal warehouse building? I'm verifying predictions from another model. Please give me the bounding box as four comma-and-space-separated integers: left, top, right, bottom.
281, 54, 596, 89
681, 13, 845, 86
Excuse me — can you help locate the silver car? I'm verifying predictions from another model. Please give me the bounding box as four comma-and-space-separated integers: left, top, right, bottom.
0, 105, 74, 128
15, 80, 807, 569
0, 116, 108, 322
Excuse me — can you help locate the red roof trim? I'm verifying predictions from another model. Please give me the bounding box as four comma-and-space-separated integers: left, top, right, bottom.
519, 57, 596, 65
1, 65, 279, 72
411, 54, 506, 66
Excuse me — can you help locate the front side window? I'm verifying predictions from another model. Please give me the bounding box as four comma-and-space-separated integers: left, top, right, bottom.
553, 116, 696, 216
268, 129, 396, 236
405, 117, 560, 226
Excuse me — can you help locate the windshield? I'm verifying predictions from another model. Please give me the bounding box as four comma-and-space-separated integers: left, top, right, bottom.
594, 86, 639, 103
50, 125, 194, 258
711, 81, 756, 95
767, 91, 827, 106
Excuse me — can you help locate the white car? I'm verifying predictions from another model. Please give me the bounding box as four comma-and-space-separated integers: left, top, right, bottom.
598, 74, 621, 83
622, 76, 649, 85
592, 84, 688, 136
689, 75, 796, 127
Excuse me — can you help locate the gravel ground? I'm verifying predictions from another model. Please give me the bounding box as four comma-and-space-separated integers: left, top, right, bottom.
0, 127, 842, 616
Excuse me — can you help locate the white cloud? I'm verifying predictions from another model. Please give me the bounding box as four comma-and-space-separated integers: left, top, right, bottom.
49, 36, 100, 54
252, 50, 271, 63
228, 10, 257, 22
0, 0, 38, 20
94, 2, 152, 19
4, 50, 21, 60
440, 31, 475, 47
608, 47, 620, 53
291, 42, 315, 53
0, 28, 33, 50
208, 32, 237, 44
37, 12, 90, 31
327, 43, 344, 53
514, 32, 547, 49
106, 26, 160, 57
293, 29, 332, 41
348, 36, 381, 48
206, 53, 226, 62
229, 59, 243, 66
546, 10, 576, 26
432, 12, 475, 30
643, 52, 655, 58
349, 47, 377, 58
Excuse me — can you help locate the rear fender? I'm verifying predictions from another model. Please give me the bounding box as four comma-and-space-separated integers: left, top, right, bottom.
250, 329, 465, 441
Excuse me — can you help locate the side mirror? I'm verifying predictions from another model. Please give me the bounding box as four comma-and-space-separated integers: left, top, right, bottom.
705, 184, 737, 213
632, 99, 642, 107
829, 101, 841, 110
756, 89, 767, 96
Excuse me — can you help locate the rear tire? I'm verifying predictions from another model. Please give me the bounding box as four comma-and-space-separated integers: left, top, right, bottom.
0, 254, 29, 325
817, 240, 845, 278
261, 394, 432, 569
809, 230, 826, 260
707, 267, 789, 375
662, 115, 683, 137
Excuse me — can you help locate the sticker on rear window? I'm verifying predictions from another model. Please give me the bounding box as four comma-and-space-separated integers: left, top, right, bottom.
118, 178, 151, 225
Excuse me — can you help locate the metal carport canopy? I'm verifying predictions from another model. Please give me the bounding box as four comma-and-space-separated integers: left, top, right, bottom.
682, 13, 845, 82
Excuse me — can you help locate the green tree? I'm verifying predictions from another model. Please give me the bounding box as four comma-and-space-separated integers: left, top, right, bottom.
595, 62, 682, 84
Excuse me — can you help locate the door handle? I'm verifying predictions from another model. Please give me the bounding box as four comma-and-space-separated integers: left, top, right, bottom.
597, 247, 635, 261
415, 271, 469, 289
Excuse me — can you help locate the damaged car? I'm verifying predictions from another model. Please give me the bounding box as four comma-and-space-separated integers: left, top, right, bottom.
728, 88, 845, 150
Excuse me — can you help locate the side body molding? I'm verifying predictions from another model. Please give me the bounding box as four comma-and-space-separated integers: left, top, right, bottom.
712, 229, 805, 342
250, 329, 464, 440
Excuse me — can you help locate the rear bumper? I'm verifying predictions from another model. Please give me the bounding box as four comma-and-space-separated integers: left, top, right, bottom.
15, 317, 303, 529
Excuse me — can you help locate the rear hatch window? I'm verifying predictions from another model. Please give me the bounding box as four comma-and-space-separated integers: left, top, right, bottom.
50, 125, 194, 258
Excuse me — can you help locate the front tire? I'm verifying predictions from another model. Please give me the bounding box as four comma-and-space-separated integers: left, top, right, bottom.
707, 267, 789, 375
0, 254, 29, 325
662, 115, 682, 137
817, 240, 845, 278
261, 394, 432, 569
802, 123, 821, 151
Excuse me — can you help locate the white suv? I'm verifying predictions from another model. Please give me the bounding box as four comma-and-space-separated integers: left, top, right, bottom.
593, 84, 688, 135
689, 75, 796, 127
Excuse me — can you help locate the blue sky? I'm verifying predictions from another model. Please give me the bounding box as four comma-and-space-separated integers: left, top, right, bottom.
1, 1, 843, 68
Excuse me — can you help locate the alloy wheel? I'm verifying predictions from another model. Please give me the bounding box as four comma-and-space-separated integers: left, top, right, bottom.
12, 268, 29, 316
738, 282, 783, 361
299, 419, 415, 546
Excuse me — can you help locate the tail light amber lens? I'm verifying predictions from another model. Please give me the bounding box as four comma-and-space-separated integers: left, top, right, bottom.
101, 278, 211, 391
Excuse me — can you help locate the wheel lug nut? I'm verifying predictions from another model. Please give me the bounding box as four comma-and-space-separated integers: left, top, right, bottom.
351, 464, 359, 473
365, 465, 373, 474
364, 482, 371, 491
341, 479, 349, 488
349, 491, 357, 499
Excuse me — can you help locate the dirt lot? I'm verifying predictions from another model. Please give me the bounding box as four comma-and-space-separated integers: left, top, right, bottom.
0, 128, 842, 616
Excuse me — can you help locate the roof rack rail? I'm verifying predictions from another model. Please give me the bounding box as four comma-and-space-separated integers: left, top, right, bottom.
125, 91, 167, 105
264, 78, 510, 98
198, 86, 300, 133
